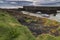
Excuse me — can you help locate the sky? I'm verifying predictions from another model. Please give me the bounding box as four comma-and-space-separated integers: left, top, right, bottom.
6, 0, 34, 1
0, 0, 60, 4
0, 0, 59, 2
0, 0, 60, 6
6, 0, 59, 1
5, 0, 60, 3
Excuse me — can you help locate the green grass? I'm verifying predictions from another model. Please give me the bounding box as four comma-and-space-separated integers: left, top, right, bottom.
1, 10, 60, 40
36, 34, 60, 40
36, 34, 56, 40
0, 11, 35, 40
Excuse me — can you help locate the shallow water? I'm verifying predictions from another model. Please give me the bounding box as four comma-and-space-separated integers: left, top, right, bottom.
22, 11, 60, 22
49, 12, 60, 22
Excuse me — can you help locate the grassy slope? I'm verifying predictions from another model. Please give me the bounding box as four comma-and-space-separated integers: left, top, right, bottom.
0, 11, 35, 40
36, 34, 56, 40
4, 10, 60, 40
36, 34, 60, 40
18, 13, 60, 36
19, 13, 60, 40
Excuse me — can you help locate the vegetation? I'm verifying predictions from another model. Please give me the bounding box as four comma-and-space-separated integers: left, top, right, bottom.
17, 13, 60, 36
0, 10, 35, 40
5, 9, 60, 40
36, 34, 56, 40
36, 34, 60, 40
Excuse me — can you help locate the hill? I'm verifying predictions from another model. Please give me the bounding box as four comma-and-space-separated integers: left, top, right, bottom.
11, 11, 60, 40
0, 10, 35, 40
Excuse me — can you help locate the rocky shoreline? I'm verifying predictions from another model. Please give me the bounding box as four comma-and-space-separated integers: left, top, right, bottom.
5, 10, 60, 37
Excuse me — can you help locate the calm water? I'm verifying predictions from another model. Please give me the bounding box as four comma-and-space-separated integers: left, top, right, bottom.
49, 12, 60, 22
22, 11, 60, 22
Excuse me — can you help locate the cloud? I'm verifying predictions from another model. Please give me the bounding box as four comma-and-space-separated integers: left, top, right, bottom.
6, 0, 20, 1
6, 0, 33, 1
10, 2, 17, 4
0, 1, 4, 3
2, 0, 60, 4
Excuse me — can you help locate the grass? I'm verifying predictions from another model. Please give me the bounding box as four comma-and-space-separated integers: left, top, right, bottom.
36, 34, 56, 40
0, 10, 35, 40
16, 12, 60, 40
1, 10, 60, 40
36, 34, 60, 40
19, 13, 60, 36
